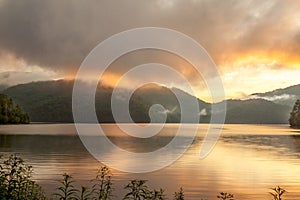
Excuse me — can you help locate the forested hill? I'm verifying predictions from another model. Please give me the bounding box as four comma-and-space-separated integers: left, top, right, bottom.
0, 94, 30, 124
2, 80, 211, 123
2, 80, 297, 124
247, 84, 300, 106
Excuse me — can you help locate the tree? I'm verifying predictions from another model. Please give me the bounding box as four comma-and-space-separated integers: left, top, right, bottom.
0, 94, 30, 124
289, 99, 300, 128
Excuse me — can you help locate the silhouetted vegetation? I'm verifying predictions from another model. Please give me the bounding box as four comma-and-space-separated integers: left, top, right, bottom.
123, 180, 150, 200
79, 186, 92, 200
91, 166, 113, 200
0, 154, 290, 200
0, 94, 29, 124
174, 187, 184, 200
6, 80, 297, 124
289, 99, 300, 128
3, 80, 211, 124
53, 174, 78, 199
0, 154, 45, 199
123, 179, 166, 200
224, 99, 290, 124
217, 192, 234, 200
269, 186, 286, 200
150, 188, 166, 200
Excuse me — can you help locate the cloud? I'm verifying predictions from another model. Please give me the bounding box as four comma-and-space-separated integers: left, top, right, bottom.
164, 106, 178, 114
0, 0, 299, 100
0, 0, 158, 74
0, 0, 299, 73
244, 94, 297, 102
198, 108, 207, 116
0, 71, 58, 87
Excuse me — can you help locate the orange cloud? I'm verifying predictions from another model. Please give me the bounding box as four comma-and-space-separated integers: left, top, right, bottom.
220, 51, 300, 70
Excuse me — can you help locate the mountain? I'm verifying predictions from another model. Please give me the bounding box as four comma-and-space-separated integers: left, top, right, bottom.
2, 80, 298, 124
3, 80, 74, 122
129, 84, 211, 123
246, 84, 300, 106
2, 80, 210, 123
223, 99, 290, 124
0, 71, 56, 90
0, 84, 8, 92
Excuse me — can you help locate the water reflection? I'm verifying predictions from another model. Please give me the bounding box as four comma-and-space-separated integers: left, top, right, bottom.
0, 124, 300, 199
220, 135, 300, 158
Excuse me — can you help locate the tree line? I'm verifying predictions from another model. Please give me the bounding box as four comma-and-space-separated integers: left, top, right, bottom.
0, 94, 29, 124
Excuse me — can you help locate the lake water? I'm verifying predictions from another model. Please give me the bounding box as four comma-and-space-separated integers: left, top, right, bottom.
0, 124, 300, 199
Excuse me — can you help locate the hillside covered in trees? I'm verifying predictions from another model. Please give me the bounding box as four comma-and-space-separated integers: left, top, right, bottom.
0, 94, 30, 124
3, 80, 298, 124
2, 80, 210, 123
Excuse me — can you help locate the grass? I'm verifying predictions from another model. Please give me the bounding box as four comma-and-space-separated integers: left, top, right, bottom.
0, 154, 290, 200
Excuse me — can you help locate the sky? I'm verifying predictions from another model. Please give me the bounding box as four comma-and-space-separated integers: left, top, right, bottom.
0, 0, 299, 102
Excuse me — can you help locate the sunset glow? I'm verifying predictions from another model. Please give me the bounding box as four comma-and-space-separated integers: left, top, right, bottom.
1, 1, 300, 199
0, 0, 299, 102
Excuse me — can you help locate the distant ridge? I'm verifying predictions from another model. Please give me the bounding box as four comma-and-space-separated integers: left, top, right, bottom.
2, 80, 298, 124
252, 84, 300, 96
246, 84, 300, 106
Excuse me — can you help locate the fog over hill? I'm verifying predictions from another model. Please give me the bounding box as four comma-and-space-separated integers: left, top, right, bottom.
244, 84, 300, 106
2, 80, 298, 124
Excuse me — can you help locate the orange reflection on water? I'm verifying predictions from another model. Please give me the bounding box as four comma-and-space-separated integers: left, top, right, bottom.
0, 124, 300, 199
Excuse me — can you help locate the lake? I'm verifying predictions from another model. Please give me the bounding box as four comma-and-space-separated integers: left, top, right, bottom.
0, 124, 300, 199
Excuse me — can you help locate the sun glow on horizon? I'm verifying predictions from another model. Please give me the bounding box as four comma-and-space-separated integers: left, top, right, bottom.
1, 45, 300, 103
60, 51, 300, 103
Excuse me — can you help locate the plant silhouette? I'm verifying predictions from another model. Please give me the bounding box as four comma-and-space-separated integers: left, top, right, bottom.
123, 180, 151, 200
53, 173, 78, 200
269, 186, 286, 200
174, 187, 184, 200
217, 192, 234, 200
0, 154, 45, 199
91, 166, 113, 200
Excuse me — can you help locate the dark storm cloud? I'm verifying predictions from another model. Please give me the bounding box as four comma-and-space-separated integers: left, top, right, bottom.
159, 0, 300, 66
0, 0, 299, 75
0, 0, 157, 73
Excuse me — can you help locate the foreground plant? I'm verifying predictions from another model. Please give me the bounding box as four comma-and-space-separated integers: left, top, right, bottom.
0, 154, 292, 200
78, 186, 92, 200
217, 192, 234, 200
0, 154, 46, 200
174, 187, 184, 200
269, 186, 286, 200
53, 173, 78, 200
150, 188, 166, 200
91, 166, 113, 200
123, 179, 151, 200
